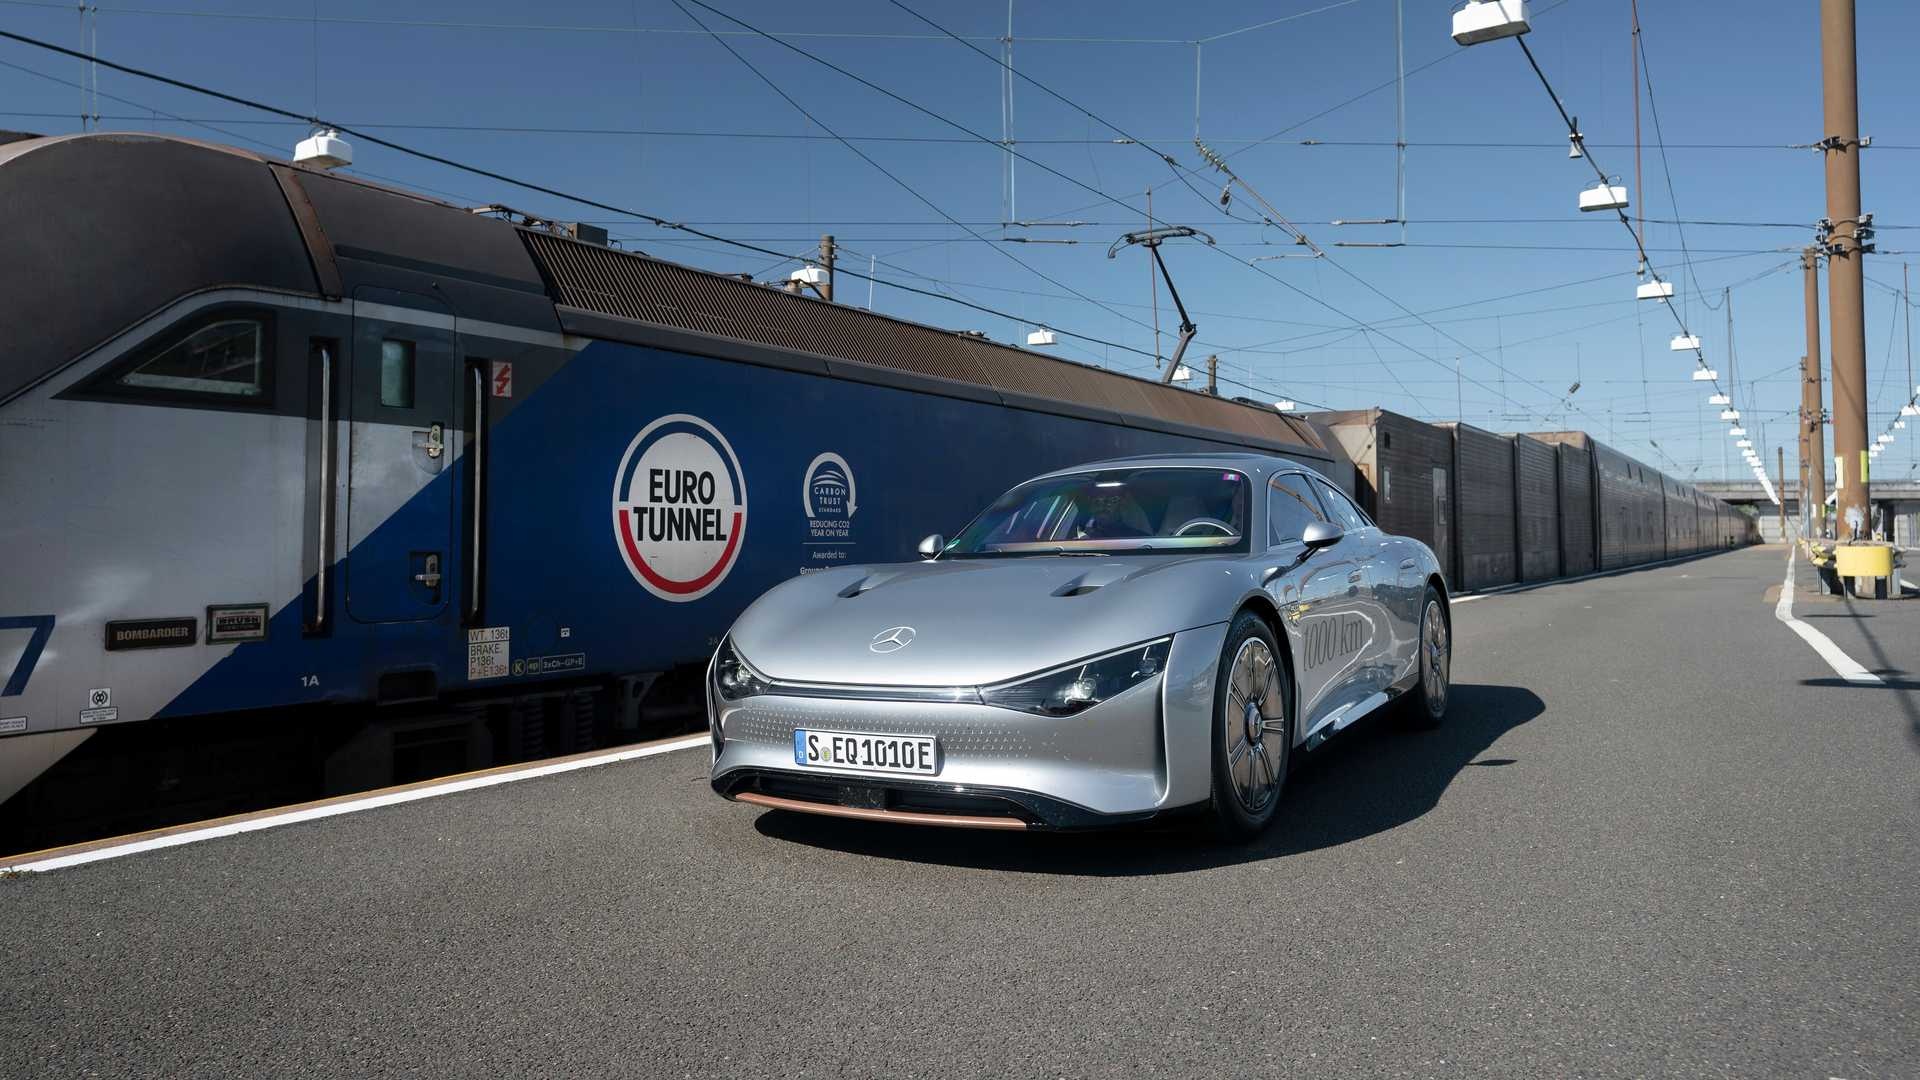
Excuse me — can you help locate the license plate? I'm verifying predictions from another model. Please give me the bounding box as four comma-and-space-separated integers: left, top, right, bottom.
793, 729, 940, 776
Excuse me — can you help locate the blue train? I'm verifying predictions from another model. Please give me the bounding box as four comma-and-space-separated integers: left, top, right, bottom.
0, 132, 1346, 820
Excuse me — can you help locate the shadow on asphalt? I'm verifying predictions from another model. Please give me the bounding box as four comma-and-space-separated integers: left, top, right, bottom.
753, 682, 1545, 876
1813, 589, 1920, 753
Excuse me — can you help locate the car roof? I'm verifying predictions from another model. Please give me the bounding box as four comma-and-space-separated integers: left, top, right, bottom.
1028, 451, 1327, 482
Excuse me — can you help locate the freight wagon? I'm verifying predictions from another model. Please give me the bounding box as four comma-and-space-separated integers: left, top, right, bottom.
1309, 413, 1748, 595
0, 132, 1345, 819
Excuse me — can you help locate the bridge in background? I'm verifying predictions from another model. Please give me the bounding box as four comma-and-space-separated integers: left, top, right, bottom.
1698, 480, 1920, 543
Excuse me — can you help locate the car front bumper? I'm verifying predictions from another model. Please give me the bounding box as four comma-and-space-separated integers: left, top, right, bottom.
707, 622, 1229, 829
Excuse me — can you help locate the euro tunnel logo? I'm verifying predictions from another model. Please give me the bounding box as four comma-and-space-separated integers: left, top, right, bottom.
612, 414, 748, 603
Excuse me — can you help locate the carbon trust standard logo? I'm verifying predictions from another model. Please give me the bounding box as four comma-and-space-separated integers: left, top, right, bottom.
803, 452, 856, 519
612, 414, 748, 602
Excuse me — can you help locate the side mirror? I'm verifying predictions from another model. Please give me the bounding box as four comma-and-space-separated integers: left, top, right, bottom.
917, 534, 946, 560
1301, 520, 1344, 550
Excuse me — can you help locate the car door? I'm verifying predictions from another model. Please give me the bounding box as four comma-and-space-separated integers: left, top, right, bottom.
1313, 478, 1398, 695
1266, 472, 1369, 736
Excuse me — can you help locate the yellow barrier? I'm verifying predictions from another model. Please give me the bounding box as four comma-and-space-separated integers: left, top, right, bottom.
1834, 544, 1894, 578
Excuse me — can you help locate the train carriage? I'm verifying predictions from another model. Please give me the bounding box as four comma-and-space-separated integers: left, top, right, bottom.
1511, 434, 1561, 582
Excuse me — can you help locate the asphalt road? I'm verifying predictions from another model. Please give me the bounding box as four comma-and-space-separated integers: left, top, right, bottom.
3, 545, 1916, 1079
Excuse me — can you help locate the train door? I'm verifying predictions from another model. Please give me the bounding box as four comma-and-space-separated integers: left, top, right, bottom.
345, 289, 457, 622
1431, 466, 1452, 585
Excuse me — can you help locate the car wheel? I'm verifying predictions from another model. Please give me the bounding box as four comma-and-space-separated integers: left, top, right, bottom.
1209, 610, 1292, 840
1402, 587, 1450, 730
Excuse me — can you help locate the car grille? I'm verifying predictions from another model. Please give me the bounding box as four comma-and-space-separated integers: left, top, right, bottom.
726, 703, 1052, 760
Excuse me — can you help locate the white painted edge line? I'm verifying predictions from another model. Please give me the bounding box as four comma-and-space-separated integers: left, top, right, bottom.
1775, 547, 1882, 686
7, 734, 711, 874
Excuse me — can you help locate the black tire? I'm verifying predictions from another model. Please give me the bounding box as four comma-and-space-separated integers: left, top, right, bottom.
1400, 586, 1450, 730
1208, 610, 1294, 841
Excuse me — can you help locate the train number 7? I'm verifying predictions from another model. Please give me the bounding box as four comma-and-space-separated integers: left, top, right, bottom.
0, 616, 56, 697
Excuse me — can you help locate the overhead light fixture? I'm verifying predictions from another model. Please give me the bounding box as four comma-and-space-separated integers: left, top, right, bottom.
1568, 120, 1584, 160
1720, 409, 1741, 421
1709, 393, 1731, 405
1729, 426, 1747, 436
1273, 399, 1297, 412
1670, 334, 1701, 351
1736, 439, 1752, 448
1692, 369, 1718, 382
1169, 365, 1192, 383
1025, 328, 1057, 347
1579, 180, 1630, 213
1451, 0, 1530, 46
294, 127, 353, 170
1902, 404, 1919, 416
1637, 280, 1675, 302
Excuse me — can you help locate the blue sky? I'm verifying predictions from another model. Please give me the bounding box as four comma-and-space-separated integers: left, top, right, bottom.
4, 0, 1918, 482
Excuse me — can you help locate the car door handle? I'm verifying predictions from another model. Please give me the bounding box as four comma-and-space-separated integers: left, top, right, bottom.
1347, 570, 1365, 583
1399, 559, 1417, 571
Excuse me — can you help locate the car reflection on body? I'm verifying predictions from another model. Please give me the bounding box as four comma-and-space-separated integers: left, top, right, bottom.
707, 453, 1450, 837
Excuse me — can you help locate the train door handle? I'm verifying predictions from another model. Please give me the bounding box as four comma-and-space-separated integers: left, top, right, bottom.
420, 422, 445, 460
414, 553, 443, 590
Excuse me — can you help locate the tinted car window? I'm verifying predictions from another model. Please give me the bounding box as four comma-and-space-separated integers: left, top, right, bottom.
1314, 479, 1370, 531
1267, 473, 1326, 546
946, 467, 1250, 557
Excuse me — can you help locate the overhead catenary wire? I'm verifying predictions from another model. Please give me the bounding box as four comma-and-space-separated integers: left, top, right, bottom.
1509, 34, 1733, 419
0, 28, 1302, 392
662, 0, 1165, 345
883, 0, 1577, 424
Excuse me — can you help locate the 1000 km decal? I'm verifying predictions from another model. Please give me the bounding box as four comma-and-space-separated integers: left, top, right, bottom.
612, 414, 748, 602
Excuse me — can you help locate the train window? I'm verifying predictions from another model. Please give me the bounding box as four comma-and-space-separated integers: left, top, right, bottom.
380, 340, 416, 408
1268, 473, 1327, 546
116, 318, 267, 399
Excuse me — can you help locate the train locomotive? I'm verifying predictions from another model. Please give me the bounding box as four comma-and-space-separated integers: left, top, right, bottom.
0, 131, 1348, 821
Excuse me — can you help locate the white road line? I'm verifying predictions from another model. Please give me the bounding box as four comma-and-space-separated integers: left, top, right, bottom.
5, 734, 710, 875
1775, 548, 1882, 685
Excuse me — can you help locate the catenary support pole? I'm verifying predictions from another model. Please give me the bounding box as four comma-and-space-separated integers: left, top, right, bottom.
1803, 248, 1827, 537
819, 234, 835, 303
1820, 0, 1870, 539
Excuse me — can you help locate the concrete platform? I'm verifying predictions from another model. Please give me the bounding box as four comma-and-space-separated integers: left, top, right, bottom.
2, 546, 1916, 1079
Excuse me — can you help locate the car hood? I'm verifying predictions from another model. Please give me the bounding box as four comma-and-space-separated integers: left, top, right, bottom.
728, 555, 1238, 686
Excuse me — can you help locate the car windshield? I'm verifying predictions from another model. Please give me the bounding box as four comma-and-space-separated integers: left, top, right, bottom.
945, 466, 1251, 557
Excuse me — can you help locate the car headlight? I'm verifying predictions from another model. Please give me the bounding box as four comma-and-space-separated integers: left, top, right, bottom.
712, 638, 771, 701
979, 639, 1171, 717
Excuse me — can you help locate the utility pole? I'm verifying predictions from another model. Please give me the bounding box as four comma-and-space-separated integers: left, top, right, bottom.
1802, 248, 1827, 537
818, 234, 836, 303
1204, 354, 1218, 396
1820, 0, 1871, 539
1777, 445, 1787, 541
1797, 355, 1809, 535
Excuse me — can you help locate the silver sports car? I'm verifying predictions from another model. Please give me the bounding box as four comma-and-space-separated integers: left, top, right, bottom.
707, 452, 1450, 837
